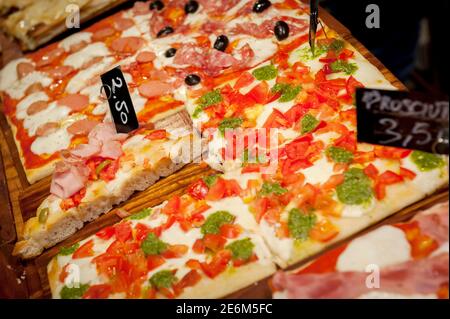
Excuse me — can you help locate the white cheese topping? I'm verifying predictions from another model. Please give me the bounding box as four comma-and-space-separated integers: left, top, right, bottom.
16, 91, 49, 120
302, 156, 335, 185
59, 32, 92, 52
66, 57, 114, 94
23, 102, 71, 136
63, 42, 110, 69
6, 71, 52, 100
336, 225, 411, 272
0, 57, 32, 91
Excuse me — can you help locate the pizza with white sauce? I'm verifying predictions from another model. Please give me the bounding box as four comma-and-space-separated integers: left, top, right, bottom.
271, 201, 449, 299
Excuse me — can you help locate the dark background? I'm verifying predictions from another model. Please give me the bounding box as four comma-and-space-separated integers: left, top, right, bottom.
321, 0, 449, 96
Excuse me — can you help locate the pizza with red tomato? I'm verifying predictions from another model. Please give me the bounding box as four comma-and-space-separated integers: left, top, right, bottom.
271, 201, 449, 299
48, 178, 276, 299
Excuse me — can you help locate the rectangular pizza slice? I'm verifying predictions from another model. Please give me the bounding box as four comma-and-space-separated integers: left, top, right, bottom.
13, 123, 197, 259
271, 201, 449, 298
47, 177, 276, 299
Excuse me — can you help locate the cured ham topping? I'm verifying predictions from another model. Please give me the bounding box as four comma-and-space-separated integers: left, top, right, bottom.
57, 94, 90, 112
136, 51, 156, 63
66, 119, 99, 136
50, 123, 128, 199
231, 16, 308, 39
16, 62, 35, 79
113, 18, 134, 31
138, 80, 174, 98
36, 47, 64, 67
92, 27, 116, 41
42, 65, 74, 80
272, 253, 449, 299
174, 43, 254, 76
36, 122, 59, 137
27, 100, 49, 116
413, 202, 449, 245
198, 0, 240, 13
110, 36, 145, 54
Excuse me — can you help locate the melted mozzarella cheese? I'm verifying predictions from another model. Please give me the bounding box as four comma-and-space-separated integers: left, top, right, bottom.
260, 220, 293, 262
401, 155, 449, 193
66, 57, 114, 93
0, 57, 32, 91
336, 225, 411, 272
131, 90, 147, 114
340, 199, 375, 218
31, 125, 73, 155
6, 71, 52, 99
63, 42, 110, 69
302, 156, 335, 185
239, 37, 278, 67
23, 102, 71, 136
59, 32, 92, 51
121, 26, 141, 37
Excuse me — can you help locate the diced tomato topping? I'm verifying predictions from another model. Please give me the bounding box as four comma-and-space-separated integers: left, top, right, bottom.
234, 72, 254, 90
145, 129, 167, 140
322, 174, 344, 190
245, 81, 269, 104
399, 167, 417, 180
219, 224, 242, 239
99, 160, 120, 182
174, 270, 202, 295
201, 250, 232, 278
162, 244, 189, 259
206, 178, 226, 200
395, 221, 439, 259
162, 195, 181, 215
147, 255, 165, 271
192, 239, 205, 254
95, 226, 116, 240
73, 239, 94, 259
374, 146, 412, 160
115, 222, 133, 242
203, 234, 227, 252
135, 223, 151, 242
263, 108, 291, 129
309, 219, 339, 242
378, 170, 404, 185
363, 163, 379, 180
345, 76, 363, 96
186, 259, 202, 270
187, 179, 209, 200
60, 188, 86, 210
82, 284, 112, 299
59, 264, 70, 283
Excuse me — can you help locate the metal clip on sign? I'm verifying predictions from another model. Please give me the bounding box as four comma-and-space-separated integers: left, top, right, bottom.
309, 0, 319, 56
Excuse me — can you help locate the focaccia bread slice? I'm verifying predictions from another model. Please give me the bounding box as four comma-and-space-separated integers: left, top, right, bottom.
271, 201, 449, 299
13, 123, 199, 259
1, 0, 128, 50
47, 183, 276, 299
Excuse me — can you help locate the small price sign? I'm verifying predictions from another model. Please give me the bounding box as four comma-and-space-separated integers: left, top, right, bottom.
100, 66, 139, 133
356, 88, 449, 154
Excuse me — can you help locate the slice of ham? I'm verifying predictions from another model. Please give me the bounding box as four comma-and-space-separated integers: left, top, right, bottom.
132, 1, 151, 15
110, 36, 145, 54
92, 27, 115, 41
67, 119, 99, 135
42, 65, 74, 80
27, 101, 49, 116
70, 143, 101, 158
88, 122, 128, 144
50, 159, 90, 199
113, 17, 134, 31
136, 51, 156, 63
413, 202, 449, 245
201, 21, 226, 34
272, 253, 449, 299
198, 0, 240, 13
57, 94, 89, 112
174, 43, 255, 76
16, 62, 35, 79
231, 16, 308, 39
36, 47, 64, 67
98, 140, 123, 159
69, 40, 88, 53
25, 83, 44, 95
36, 122, 59, 137
138, 80, 174, 98
149, 14, 168, 38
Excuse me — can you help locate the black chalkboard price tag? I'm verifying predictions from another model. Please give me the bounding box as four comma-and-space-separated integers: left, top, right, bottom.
100, 66, 139, 134
355, 88, 449, 154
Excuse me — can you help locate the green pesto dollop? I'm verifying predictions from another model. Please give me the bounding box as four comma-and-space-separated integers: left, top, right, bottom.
218, 117, 243, 136
127, 208, 152, 220
287, 208, 317, 240
271, 83, 302, 102
260, 182, 287, 196
59, 243, 80, 256
411, 150, 445, 171
301, 114, 319, 134
193, 89, 223, 118
326, 146, 354, 164
226, 238, 255, 261
203, 174, 219, 188
330, 60, 358, 75
336, 168, 373, 205
149, 270, 177, 289
141, 233, 167, 256
60, 283, 90, 299
252, 65, 278, 81
201, 211, 235, 235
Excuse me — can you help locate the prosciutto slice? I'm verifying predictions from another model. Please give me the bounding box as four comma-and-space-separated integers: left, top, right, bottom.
231, 16, 308, 39
174, 43, 254, 76
272, 253, 449, 299
413, 202, 449, 245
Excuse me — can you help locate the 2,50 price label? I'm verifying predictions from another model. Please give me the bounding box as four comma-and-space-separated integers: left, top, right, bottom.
356, 88, 449, 154
101, 66, 139, 134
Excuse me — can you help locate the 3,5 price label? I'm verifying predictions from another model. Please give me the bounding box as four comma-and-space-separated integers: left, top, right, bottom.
356, 88, 449, 154
100, 66, 139, 133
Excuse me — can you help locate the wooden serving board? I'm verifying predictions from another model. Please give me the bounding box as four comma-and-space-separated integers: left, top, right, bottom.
0, 5, 446, 299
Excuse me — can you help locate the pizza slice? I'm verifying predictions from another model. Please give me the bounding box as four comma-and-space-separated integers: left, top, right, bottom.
47, 176, 276, 299
13, 122, 197, 259
271, 201, 449, 298
0, 0, 129, 50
